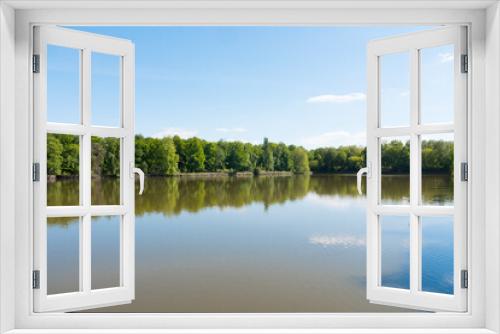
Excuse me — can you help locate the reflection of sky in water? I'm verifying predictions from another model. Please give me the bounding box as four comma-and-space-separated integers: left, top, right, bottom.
47, 175, 454, 312
381, 216, 410, 290
422, 216, 454, 294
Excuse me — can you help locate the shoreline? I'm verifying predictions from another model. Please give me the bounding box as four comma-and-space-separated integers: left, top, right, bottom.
47, 171, 452, 181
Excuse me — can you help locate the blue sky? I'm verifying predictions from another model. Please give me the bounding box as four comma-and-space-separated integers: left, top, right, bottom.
47, 26, 453, 148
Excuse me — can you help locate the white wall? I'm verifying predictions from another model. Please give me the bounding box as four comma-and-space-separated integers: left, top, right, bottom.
485, 2, 500, 333
0, 2, 16, 334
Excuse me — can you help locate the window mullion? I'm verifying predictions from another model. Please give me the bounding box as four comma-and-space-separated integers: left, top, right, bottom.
409, 48, 420, 293
81, 48, 92, 293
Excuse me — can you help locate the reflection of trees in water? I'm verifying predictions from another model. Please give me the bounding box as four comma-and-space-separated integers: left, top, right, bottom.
47, 174, 453, 222
135, 175, 311, 216
47, 178, 80, 206
47, 178, 121, 206
421, 174, 454, 205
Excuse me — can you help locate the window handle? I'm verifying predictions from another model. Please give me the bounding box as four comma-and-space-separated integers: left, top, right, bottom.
356, 163, 371, 195
130, 163, 145, 195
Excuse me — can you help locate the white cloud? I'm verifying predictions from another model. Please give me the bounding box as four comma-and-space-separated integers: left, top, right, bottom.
400, 90, 410, 97
152, 127, 197, 139
307, 92, 366, 104
309, 235, 365, 248
215, 127, 247, 133
438, 52, 454, 63
300, 131, 366, 149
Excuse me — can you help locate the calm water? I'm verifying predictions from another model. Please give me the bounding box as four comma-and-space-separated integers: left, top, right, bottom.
47, 174, 454, 312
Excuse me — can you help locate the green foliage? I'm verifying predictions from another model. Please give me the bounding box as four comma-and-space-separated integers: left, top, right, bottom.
226, 141, 251, 172
47, 134, 63, 175
135, 135, 179, 175
422, 140, 453, 174
184, 137, 205, 172
204, 142, 226, 172
102, 137, 121, 176
57, 134, 79, 176
381, 140, 410, 173
261, 137, 274, 171
273, 143, 292, 171
308, 146, 365, 173
173, 135, 187, 172
291, 147, 310, 174
46, 133, 453, 177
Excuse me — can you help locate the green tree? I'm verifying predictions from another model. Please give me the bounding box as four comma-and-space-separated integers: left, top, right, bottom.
162, 137, 180, 175
273, 143, 292, 171
173, 135, 187, 172
144, 137, 179, 175
185, 137, 205, 172
47, 134, 63, 175
91, 137, 105, 177
204, 142, 219, 172
102, 138, 120, 177
381, 140, 410, 173
58, 134, 79, 176
261, 137, 274, 171
422, 140, 453, 174
226, 142, 251, 171
291, 147, 310, 174
135, 135, 149, 174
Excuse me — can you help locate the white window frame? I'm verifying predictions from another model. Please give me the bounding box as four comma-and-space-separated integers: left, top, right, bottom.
1, 1, 500, 333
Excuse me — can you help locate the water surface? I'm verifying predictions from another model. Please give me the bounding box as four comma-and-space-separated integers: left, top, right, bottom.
47, 174, 453, 312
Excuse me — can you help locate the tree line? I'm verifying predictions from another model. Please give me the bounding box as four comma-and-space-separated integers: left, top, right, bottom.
47, 134, 454, 177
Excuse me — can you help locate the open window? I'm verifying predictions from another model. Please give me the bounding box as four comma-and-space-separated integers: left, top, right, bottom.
33, 26, 138, 312
361, 26, 468, 312
31, 24, 468, 315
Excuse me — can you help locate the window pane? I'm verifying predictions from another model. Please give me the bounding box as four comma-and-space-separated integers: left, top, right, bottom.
380, 215, 410, 289
91, 52, 121, 127
421, 216, 454, 294
380, 136, 410, 205
420, 45, 454, 125
379, 52, 410, 128
47, 133, 80, 206
47, 217, 80, 294
92, 216, 121, 290
91, 136, 121, 205
421, 133, 454, 206
47, 45, 81, 124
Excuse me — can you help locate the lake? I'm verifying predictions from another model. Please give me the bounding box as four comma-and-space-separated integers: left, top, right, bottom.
46, 174, 454, 312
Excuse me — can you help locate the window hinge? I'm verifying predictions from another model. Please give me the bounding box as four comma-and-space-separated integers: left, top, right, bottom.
32, 270, 40, 289
33, 162, 40, 182
32, 54, 40, 73
461, 269, 468, 289
461, 54, 468, 73
461, 162, 468, 182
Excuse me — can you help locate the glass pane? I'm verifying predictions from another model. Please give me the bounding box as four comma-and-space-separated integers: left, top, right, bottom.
379, 52, 410, 128
47, 217, 80, 294
380, 136, 410, 205
91, 52, 121, 127
47, 45, 81, 124
421, 216, 454, 294
47, 133, 80, 206
421, 133, 454, 206
380, 215, 410, 289
91, 216, 121, 289
420, 45, 454, 125
91, 136, 121, 205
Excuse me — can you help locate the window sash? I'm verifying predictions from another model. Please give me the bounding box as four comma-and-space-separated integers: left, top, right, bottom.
32, 25, 136, 312
365, 26, 468, 312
